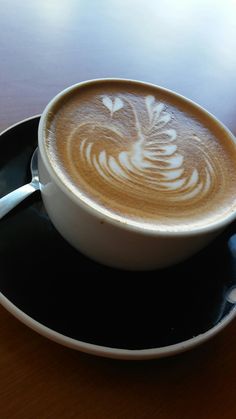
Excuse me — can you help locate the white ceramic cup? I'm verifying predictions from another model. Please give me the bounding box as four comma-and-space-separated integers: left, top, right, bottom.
38, 79, 236, 270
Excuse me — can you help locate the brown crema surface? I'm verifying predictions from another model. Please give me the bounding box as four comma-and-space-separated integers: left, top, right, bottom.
44, 80, 236, 230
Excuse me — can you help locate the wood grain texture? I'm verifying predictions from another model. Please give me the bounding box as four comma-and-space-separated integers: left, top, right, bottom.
1, 0, 236, 417
1, 0, 236, 132
1, 307, 236, 419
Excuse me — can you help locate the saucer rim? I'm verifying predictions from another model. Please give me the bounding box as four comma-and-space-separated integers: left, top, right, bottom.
1, 115, 236, 360
0, 114, 41, 137
0, 291, 235, 360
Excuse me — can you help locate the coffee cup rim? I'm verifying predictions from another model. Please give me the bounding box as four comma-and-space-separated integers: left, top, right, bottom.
38, 77, 236, 237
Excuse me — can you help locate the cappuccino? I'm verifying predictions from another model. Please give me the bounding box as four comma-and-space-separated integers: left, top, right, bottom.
43, 80, 236, 231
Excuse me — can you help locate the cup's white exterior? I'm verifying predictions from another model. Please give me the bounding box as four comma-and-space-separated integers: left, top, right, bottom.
38, 151, 222, 270
38, 79, 236, 270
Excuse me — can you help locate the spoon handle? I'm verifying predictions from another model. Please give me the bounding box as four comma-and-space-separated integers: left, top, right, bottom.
0, 182, 38, 219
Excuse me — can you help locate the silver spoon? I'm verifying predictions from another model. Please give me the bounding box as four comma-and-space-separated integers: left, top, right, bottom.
0, 148, 39, 219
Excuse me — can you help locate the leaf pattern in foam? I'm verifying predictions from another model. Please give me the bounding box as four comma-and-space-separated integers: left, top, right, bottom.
102, 96, 124, 116
78, 94, 215, 201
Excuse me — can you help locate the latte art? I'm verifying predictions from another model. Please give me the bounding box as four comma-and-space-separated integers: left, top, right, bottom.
74, 95, 216, 204
45, 80, 236, 230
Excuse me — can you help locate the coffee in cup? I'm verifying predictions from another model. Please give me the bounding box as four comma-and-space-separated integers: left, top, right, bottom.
38, 79, 236, 269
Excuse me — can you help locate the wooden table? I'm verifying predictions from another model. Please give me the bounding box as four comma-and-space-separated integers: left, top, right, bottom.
1, 0, 236, 417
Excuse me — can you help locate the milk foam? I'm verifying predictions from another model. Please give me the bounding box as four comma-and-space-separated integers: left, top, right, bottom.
76, 94, 215, 203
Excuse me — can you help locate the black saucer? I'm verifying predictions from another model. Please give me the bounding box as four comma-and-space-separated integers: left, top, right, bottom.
0, 116, 236, 359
